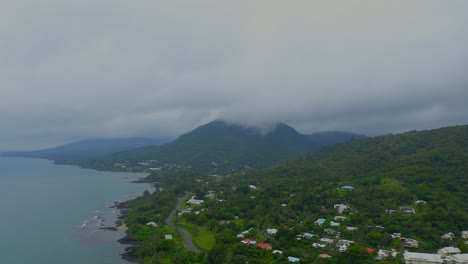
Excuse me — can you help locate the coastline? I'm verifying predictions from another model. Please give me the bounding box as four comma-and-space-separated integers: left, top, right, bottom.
115, 202, 141, 264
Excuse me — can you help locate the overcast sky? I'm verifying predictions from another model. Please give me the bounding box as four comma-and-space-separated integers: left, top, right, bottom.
1, 1, 467, 150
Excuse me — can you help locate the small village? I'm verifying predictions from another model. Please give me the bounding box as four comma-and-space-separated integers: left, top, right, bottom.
172, 179, 468, 264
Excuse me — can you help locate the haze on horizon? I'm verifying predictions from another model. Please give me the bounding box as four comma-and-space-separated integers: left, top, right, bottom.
1, 1, 467, 150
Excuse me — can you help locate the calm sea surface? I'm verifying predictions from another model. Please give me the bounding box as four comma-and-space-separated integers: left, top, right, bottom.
0, 157, 151, 264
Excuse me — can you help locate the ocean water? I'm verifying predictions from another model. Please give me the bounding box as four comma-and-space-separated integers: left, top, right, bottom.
0, 157, 151, 264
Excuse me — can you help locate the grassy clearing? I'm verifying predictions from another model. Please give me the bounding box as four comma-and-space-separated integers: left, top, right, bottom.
179, 222, 216, 251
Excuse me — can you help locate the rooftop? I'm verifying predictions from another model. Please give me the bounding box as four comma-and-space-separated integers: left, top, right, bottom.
448, 254, 468, 262
439, 247, 461, 254
403, 252, 442, 263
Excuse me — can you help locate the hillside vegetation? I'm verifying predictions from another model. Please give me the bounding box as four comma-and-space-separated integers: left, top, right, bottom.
123, 124, 468, 263
98, 120, 364, 172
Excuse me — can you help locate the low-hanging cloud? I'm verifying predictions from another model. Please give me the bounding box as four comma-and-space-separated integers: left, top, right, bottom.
1, 0, 467, 149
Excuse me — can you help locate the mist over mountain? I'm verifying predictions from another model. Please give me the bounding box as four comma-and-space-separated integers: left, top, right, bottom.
91, 120, 364, 171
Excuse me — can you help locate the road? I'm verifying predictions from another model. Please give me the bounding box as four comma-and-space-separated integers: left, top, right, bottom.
165, 194, 202, 253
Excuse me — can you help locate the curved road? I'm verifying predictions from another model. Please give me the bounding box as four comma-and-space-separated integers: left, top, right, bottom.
165, 194, 201, 253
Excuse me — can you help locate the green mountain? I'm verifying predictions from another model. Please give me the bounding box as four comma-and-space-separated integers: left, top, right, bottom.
235, 124, 468, 248
121, 124, 468, 264
2, 137, 165, 162
98, 120, 365, 172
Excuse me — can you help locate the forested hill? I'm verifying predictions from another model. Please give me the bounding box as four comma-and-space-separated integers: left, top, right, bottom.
246, 124, 468, 236
2, 137, 164, 162
257, 124, 468, 207
95, 120, 364, 172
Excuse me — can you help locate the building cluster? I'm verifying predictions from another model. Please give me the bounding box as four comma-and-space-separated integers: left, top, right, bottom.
404, 247, 468, 264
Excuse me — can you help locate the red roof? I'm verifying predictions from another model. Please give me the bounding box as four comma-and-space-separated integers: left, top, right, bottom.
367, 248, 375, 253
256, 243, 271, 249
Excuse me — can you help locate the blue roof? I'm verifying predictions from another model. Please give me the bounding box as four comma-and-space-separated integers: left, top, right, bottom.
288, 256, 300, 262
341, 185, 355, 189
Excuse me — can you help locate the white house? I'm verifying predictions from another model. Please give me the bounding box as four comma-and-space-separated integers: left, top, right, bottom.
447, 254, 468, 264
441, 232, 455, 240
415, 200, 427, 205
403, 252, 442, 264
334, 204, 349, 213
187, 196, 204, 205
267, 228, 278, 236
146, 221, 158, 227
378, 249, 398, 259
438, 247, 461, 257
462, 230, 468, 239
313, 243, 326, 248
320, 238, 334, 244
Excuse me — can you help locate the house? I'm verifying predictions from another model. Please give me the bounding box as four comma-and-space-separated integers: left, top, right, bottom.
313, 243, 327, 248
438, 247, 461, 257
267, 228, 278, 236
447, 254, 468, 264
367, 248, 375, 254
330, 221, 340, 227
315, 218, 326, 226
303, 233, 315, 239
346, 226, 358, 231
319, 254, 332, 258
320, 238, 334, 244
273, 249, 283, 254
336, 241, 348, 252
378, 249, 398, 259
146, 221, 158, 227
288, 256, 300, 263
334, 204, 349, 213
281, 203, 287, 207
335, 240, 354, 252
403, 252, 442, 264
324, 228, 336, 235
241, 238, 257, 245
400, 205, 415, 214
462, 231, 468, 239
340, 185, 355, 190
415, 200, 427, 205
404, 238, 419, 248
165, 235, 173, 240
385, 209, 397, 214
334, 216, 347, 221
441, 232, 456, 240
391, 233, 401, 239
256, 243, 272, 250
205, 191, 216, 199
187, 196, 204, 205
249, 185, 257, 190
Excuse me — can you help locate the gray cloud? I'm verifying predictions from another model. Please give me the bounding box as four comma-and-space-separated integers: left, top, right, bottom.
1, 0, 467, 150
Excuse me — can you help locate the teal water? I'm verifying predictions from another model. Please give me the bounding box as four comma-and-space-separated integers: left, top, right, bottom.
0, 157, 150, 264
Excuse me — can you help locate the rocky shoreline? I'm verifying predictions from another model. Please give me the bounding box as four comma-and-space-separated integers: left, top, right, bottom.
104, 202, 142, 264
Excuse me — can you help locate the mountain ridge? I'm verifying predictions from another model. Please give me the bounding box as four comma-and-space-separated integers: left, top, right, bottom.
2, 137, 168, 161
97, 120, 365, 172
